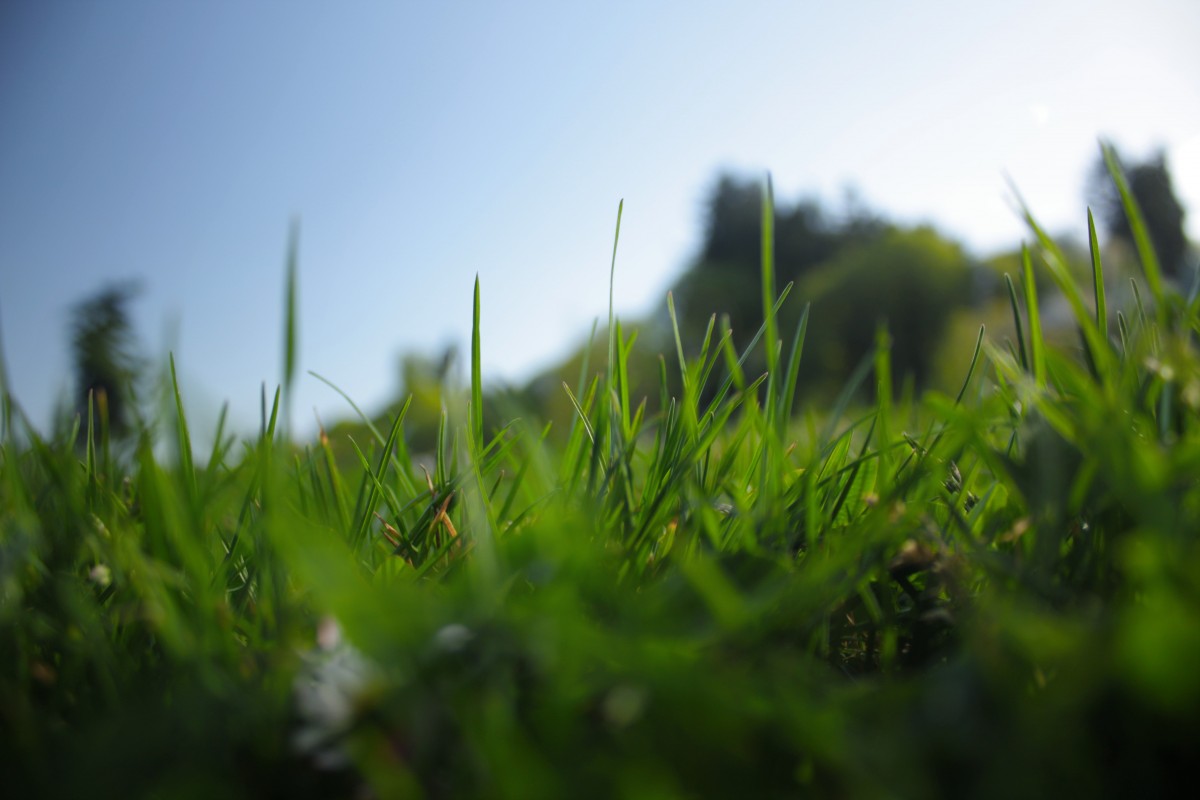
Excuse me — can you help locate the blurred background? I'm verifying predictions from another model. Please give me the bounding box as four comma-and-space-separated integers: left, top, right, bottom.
1, 0, 1197, 444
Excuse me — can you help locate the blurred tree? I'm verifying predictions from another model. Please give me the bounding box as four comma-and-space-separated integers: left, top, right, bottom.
392, 345, 458, 453
370, 175, 975, 437
70, 283, 142, 437
1090, 147, 1190, 280
673, 174, 886, 357
798, 226, 973, 393
515, 176, 972, 429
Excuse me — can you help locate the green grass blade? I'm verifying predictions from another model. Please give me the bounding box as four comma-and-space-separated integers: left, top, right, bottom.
605, 200, 625, 465
761, 174, 779, 378
1021, 246, 1046, 387
265, 385, 282, 442
352, 396, 411, 548
562, 381, 596, 445
169, 354, 196, 497
471, 275, 483, 450
607, 199, 624, 394
1088, 208, 1108, 342
780, 303, 810, 427
282, 219, 300, 436
874, 324, 894, 477
204, 402, 231, 472
1116, 311, 1131, 360
1008, 178, 1112, 380
1131, 278, 1149, 334
565, 320, 599, 450
817, 348, 876, 446
0, 305, 11, 443
615, 321, 634, 439
309, 371, 386, 445
954, 325, 986, 406
1102, 141, 1165, 306
701, 283, 793, 426
1008, 272, 1027, 376
85, 389, 97, 502
666, 292, 688, 391
718, 315, 744, 391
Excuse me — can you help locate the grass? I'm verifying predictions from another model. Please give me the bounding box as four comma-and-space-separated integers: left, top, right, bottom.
3, 153, 1200, 798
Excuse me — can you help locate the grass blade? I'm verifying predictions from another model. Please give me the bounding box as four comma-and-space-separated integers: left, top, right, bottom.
0, 305, 11, 443
1021, 246, 1046, 387
282, 219, 300, 436
607, 199, 624, 395
309, 371, 386, 445
1088, 208, 1108, 343
1102, 141, 1165, 306
169, 354, 196, 498
471, 275, 483, 450
666, 292, 689, 392
780, 303, 810, 428
1004, 273, 1028, 374
761, 174, 779, 378
954, 325, 986, 406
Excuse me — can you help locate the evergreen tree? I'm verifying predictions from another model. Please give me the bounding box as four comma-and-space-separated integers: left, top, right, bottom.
70, 283, 141, 437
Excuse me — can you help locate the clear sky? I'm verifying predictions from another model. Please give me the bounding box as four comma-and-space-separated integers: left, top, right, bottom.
2, 0, 1198, 439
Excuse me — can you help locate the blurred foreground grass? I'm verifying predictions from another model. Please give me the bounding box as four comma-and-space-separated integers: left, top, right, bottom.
3, 153, 1200, 798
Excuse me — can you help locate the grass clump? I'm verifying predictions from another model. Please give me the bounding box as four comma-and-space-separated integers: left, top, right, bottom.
3, 153, 1200, 798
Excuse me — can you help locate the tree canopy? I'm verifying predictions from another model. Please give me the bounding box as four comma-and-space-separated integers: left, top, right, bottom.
1090, 146, 1190, 281
69, 283, 142, 437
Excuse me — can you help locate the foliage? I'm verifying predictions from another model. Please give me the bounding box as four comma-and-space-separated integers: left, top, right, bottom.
797, 226, 973, 393
68, 282, 143, 440
3, 162, 1200, 798
671, 174, 888, 365
522, 176, 968, 435
1089, 144, 1191, 281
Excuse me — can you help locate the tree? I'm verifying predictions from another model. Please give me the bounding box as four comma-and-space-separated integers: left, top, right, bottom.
798, 227, 972, 392
1090, 147, 1190, 280
70, 283, 142, 437
672, 174, 885, 360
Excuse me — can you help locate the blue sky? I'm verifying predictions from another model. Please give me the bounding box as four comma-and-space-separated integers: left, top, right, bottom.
2, 1, 1198, 438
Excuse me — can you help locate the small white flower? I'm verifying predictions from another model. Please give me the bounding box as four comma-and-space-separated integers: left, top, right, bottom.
433, 623, 473, 654
89, 564, 112, 588
292, 616, 378, 769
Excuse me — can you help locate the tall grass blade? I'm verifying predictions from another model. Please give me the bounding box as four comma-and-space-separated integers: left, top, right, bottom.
471, 275, 483, 450
701, 284, 793, 425
666, 292, 688, 391
265, 385, 282, 441
607, 199, 624, 393
282, 219, 300, 436
761, 174, 779, 378
606, 200, 625, 464
1004, 274, 1029, 373
565, 320, 599, 449
1008, 177, 1113, 381
1088, 208, 1108, 342
1117, 310, 1131, 360
818, 349, 876, 446
0, 306, 11, 443
954, 325, 986, 406
1102, 141, 1165, 306
780, 303, 810, 429
352, 396, 411, 548
310, 371, 386, 445
561, 382, 595, 445
85, 390, 97, 502
169, 354, 196, 497
874, 325, 894, 477
615, 321, 634, 439
1021, 246, 1047, 387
